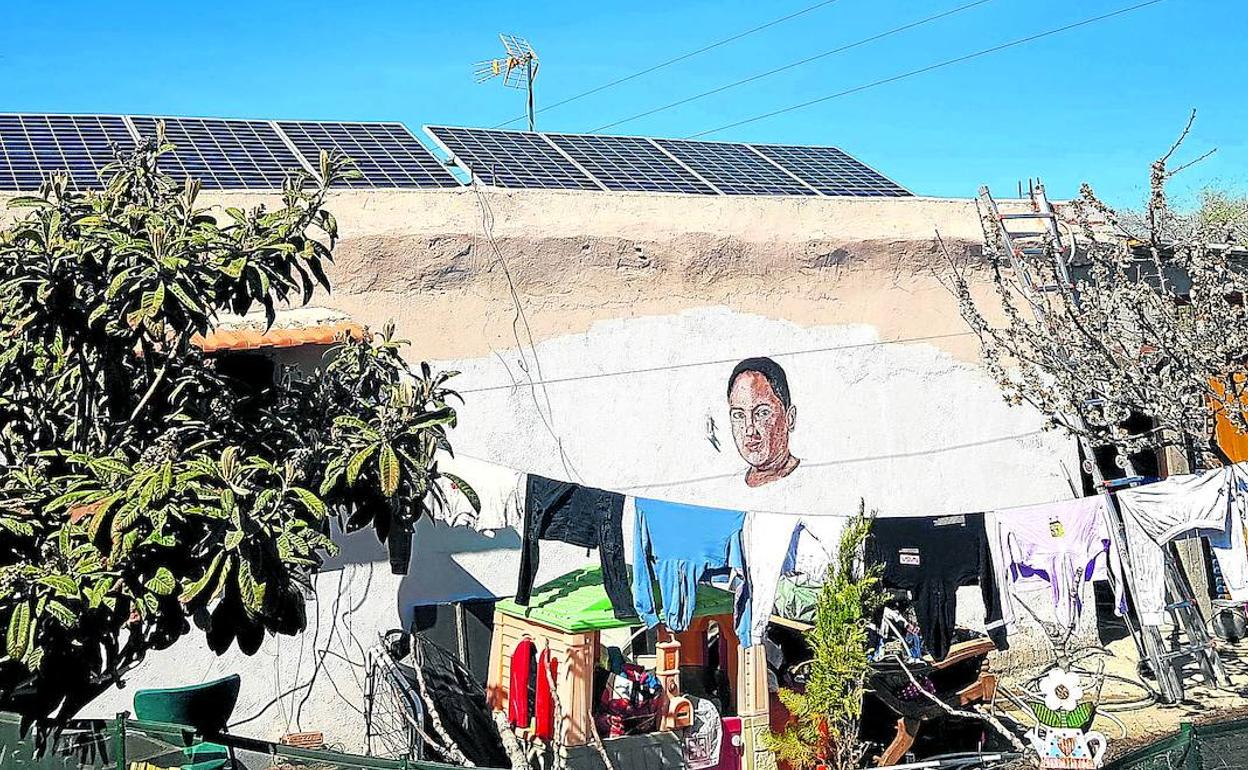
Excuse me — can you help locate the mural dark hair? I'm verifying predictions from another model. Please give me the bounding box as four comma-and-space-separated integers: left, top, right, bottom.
727, 357, 792, 409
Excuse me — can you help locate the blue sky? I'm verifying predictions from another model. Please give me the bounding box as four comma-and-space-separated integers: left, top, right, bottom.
1, 0, 1242, 207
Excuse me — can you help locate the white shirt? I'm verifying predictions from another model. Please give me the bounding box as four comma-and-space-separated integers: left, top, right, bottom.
1116, 463, 1248, 626
431, 454, 525, 532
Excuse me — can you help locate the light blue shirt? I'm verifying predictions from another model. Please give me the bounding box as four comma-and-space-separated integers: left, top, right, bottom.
632, 498, 752, 645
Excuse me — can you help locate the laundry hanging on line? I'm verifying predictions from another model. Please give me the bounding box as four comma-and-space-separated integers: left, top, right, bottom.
432, 453, 525, 532
423, 455, 1102, 649
423, 452, 1248, 654
743, 511, 847, 645
632, 497, 753, 645
985, 495, 1126, 638
515, 474, 633, 620
865, 513, 1006, 662
1115, 462, 1248, 626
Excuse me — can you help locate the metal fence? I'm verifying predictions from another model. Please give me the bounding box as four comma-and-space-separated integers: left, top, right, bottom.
0, 712, 466, 770
1105, 719, 1248, 770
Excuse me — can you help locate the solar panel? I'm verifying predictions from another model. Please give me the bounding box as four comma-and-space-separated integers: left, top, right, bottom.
130, 116, 311, 190
277, 121, 460, 189
651, 139, 816, 196
425, 126, 601, 191
0, 115, 912, 197
0, 115, 135, 191
752, 144, 910, 197
544, 133, 717, 194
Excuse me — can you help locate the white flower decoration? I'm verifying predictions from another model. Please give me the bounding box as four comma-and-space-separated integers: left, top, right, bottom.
1038, 668, 1084, 712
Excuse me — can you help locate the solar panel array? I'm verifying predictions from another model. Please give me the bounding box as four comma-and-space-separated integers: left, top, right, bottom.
426, 126, 601, 191
426, 125, 908, 197
652, 138, 817, 196
0, 114, 911, 197
276, 121, 459, 189
131, 116, 307, 190
752, 144, 910, 197
544, 133, 715, 194
0, 115, 136, 191
0, 114, 458, 191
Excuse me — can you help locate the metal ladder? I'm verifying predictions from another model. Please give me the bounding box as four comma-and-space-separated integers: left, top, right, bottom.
978, 184, 1228, 703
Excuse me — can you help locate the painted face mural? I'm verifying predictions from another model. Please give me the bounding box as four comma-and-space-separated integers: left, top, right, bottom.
727, 357, 800, 487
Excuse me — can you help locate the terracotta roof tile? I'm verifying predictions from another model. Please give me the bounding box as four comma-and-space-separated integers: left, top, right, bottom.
192, 321, 365, 353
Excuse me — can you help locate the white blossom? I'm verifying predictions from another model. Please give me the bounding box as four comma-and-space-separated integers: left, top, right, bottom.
943, 116, 1248, 468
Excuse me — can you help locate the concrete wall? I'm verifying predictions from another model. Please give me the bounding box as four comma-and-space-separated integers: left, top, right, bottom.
4, 187, 1089, 750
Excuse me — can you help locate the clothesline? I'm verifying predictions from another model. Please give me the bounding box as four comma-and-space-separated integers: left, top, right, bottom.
444, 444, 1112, 522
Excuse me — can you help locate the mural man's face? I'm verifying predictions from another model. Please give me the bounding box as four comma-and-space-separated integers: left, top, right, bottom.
728, 371, 795, 472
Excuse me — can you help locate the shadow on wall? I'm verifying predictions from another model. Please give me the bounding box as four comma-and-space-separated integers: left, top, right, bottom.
321, 513, 521, 568
319, 506, 529, 629
395, 520, 522, 629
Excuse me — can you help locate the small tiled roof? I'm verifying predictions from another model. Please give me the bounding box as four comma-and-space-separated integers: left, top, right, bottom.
192, 307, 364, 353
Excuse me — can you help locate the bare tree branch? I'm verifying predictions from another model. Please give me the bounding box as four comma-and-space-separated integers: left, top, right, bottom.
949, 118, 1247, 468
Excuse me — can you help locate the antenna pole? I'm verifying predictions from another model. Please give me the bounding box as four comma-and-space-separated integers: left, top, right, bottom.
475, 34, 540, 131
526, 58, 536, 132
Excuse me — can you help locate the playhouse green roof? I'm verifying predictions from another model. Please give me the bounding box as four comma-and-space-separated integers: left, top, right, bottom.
495, 565, 736, 633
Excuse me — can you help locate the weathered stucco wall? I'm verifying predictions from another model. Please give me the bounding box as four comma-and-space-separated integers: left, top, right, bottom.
4, 187, 1086, 749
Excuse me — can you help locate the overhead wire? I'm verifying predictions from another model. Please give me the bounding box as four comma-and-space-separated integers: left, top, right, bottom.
589, 0, 997, 133
450, 426, 1064, 518
468, 174, 584, 482
492, 0, 845, 128
687, 0, 1168, 138
456, 330, 978, 395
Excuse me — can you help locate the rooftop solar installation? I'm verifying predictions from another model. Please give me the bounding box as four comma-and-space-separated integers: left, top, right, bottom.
752, 144, 911, 197
129, 116, 311, 190
0, 114, 912, 197
650, 138, 818, 196
0, 114, 136, 191
424, 126, 602, 191
276, 121, 460, 189
543, 133, 717, 194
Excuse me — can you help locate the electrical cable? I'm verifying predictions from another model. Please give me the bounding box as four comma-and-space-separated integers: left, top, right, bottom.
448, 427, 1068, 520
589, 0, 996, 133
492, 0, 845, 128
468, 174, 584, 482
456, 330, 977, 395
687, 0, 1168, 138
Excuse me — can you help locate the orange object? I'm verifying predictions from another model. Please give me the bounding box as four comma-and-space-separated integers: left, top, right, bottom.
656, 639, 681, 676
1212, 377, 1248, 462
664, 695, 694, 730
279, 731, 324, 749
192, 320, 364, 353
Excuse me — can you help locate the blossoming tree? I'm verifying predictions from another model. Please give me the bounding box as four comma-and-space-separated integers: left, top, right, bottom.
946, 113, 1248, 470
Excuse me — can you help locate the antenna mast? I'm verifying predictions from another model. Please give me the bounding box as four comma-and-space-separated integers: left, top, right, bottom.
474, 34, 540, 131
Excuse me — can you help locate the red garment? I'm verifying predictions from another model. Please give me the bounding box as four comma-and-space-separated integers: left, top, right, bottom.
533, 648, 559, 740
508, 637, 536, 728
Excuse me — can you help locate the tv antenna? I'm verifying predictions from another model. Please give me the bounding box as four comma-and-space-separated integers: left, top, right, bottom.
474, 34, 540, 132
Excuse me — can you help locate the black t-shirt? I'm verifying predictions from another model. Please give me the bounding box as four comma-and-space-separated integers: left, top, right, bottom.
865, 513, 1005, 662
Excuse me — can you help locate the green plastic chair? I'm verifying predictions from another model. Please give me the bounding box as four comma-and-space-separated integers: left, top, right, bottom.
133, 674, 241, 770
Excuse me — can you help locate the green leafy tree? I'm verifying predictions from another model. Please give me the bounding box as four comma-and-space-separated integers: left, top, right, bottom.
0, 129, 472, 723
767, 506, 882, 770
